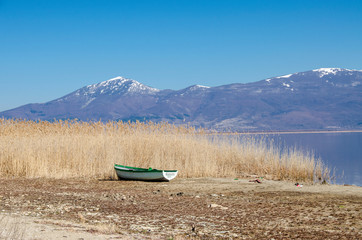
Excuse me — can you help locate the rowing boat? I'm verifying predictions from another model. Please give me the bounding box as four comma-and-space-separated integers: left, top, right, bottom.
114, 164, 178, 181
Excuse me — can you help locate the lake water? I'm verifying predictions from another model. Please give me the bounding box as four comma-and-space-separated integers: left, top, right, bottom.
250, 132, 362, 186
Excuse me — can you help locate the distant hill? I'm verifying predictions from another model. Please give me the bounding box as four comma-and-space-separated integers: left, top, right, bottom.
1, 68, 362, 131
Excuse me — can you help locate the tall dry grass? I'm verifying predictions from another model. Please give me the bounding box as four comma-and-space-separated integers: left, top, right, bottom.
0, 118, 330, 182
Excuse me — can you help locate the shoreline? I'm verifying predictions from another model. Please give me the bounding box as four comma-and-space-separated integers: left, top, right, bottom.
1, 177, 361, 239
216, 129, 362, 135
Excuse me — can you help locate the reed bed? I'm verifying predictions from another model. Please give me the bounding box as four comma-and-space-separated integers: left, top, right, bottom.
0, 118, 330, 182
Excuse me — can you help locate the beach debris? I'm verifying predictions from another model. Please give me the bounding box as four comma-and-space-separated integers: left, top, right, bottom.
209, 203, 228, 210
295, 183, 303, 187
170, 192, 184, 197
249, 179, 262, 183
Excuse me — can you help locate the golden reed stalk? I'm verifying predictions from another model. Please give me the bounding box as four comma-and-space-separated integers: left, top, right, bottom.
0, 118, 330, 182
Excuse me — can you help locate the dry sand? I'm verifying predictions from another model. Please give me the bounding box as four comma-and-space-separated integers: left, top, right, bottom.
0, 178, 361, 239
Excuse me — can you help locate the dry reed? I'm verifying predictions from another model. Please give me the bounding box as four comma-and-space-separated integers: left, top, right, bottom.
0, 118, 330, 182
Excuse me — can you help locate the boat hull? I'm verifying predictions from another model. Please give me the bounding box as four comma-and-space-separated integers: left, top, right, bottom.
114, 164, 178, 181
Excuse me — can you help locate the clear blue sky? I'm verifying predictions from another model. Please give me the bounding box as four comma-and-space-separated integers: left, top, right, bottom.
1, 0, 362, 111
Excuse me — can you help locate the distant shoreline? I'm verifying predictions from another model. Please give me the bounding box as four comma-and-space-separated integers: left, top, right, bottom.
219, 129, 362, 135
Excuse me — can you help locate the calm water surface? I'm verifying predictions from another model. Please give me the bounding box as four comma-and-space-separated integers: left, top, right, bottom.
252, 132, 362, 186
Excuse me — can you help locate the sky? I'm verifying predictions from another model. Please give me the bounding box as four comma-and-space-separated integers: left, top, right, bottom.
1, 0, 362, 111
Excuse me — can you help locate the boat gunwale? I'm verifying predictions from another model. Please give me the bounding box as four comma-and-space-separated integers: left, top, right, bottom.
114, 164, 177, 173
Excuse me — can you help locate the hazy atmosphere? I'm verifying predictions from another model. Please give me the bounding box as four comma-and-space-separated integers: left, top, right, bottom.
1, 0, 362, 111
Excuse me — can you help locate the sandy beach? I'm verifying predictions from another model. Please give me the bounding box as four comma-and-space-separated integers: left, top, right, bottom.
0, 178, 361, 239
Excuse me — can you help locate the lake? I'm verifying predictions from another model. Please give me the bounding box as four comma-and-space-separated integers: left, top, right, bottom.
251, 132, 362, 186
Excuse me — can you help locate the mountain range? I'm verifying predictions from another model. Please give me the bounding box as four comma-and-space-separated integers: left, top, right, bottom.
1, 68, 362, 131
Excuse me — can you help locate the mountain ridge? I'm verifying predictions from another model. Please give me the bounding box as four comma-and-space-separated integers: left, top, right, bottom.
1, 68, 361, 131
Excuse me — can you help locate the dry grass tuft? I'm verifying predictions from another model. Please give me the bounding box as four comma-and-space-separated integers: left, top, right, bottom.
0, 118, 330, 182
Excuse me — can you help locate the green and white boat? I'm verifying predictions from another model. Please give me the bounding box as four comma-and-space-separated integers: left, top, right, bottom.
114, 164, 178, 181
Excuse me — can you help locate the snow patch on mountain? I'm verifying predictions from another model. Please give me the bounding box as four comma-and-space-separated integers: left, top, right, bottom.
312, 68, 343, 77
265, 73, 293, 82
276, 74, 292, 79
282, 83, 291, 88
177, 84, 210, 96
312, 68, 362, 77
78, 76, 160, 97
265, 68, 362, 83
81, 97, 95, 109
189, 85, 210, 90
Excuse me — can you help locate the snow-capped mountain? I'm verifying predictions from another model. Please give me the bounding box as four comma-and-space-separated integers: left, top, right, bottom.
264, 68, 361, 91
1, 68, 361, 131
58, 77, 159, 103
75, 76, 160, 97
